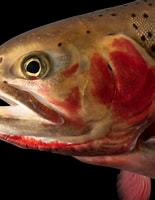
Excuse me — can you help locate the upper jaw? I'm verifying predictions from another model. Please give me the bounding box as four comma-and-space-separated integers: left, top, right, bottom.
0, 81, 64, 125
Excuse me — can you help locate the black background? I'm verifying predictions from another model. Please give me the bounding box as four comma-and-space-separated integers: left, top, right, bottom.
0, 0, 155, 199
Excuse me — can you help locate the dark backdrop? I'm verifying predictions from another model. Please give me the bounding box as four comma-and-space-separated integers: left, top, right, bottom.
0, 0, 155, 199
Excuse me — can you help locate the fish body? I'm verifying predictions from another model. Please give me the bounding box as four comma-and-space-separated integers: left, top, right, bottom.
0, 0, 155, 199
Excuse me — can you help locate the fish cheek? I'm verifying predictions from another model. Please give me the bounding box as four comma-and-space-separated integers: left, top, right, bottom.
49, 55, 116, 124
52, 86, 81, 113
44, 67, 85, 125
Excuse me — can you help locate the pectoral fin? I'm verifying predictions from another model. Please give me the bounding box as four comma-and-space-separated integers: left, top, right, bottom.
117, 170, 151, 200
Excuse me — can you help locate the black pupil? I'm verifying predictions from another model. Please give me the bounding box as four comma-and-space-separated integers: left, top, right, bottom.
27, 60, 40, 74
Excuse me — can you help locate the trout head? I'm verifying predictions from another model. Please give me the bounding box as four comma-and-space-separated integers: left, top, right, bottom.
0, 0, 155, 158
0, 30, 155, 156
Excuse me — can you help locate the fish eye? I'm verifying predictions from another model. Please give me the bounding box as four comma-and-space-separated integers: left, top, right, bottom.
25, 58, 41, 75
21, 53, 50, 79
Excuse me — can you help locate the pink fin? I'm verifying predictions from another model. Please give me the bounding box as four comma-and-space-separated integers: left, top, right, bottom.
117, 170, 151, 200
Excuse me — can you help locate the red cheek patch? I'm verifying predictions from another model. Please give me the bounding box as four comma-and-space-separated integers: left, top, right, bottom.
62, 64, 79, 77
110, 37, 155, 118
60, 87, 81, 113
90, 54, 115, 104
52, 87, 81, 116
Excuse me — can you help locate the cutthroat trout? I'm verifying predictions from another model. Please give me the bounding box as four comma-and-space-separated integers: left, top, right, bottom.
0, 0, 155, 199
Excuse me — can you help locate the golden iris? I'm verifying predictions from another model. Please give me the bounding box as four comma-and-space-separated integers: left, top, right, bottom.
21, 54, 50, 79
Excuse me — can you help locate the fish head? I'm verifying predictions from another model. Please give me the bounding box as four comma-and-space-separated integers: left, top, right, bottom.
0, 24, 117, 154
0, 0, 155, 157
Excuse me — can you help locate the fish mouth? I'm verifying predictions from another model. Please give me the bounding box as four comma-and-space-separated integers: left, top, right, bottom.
0, 82, 139, 156
0, 81, 64, 125
0, 81, 92, 147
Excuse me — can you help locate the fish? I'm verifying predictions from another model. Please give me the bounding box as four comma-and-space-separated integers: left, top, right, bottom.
0, 0, 155, 199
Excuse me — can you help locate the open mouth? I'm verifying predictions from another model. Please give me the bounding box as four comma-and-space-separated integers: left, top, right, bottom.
0, 82, 141, 156
0, 81, 64, 125
0, 82, 78, 152
0, 99, 9, 106
0, 81, 90, 144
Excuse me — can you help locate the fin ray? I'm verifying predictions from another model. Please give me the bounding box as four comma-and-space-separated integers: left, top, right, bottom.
117, 170, 151, 200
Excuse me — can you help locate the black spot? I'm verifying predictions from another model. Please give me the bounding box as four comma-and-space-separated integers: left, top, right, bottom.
131, 13, 136, 18
98, 14, 103, 17
144, 0, 148, 2
107, 33, 115, 36
0, 57, 2, 63
111, 13, 117, 16
143, 13, 149, 18
141, 35, 146, 41
86, 30, 91, 34
58, 42, 62, 47
107, 64, 113, 71
133, 23, 138, 30
148, 3, 152, 6
148, 32, 153, 38
151, 44, 155, 52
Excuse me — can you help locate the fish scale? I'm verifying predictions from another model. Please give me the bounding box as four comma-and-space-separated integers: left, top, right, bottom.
94, 0, 155, 57
128, 3, 155, 57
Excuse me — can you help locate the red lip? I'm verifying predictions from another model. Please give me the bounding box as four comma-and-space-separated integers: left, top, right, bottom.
0, 127, 140, 156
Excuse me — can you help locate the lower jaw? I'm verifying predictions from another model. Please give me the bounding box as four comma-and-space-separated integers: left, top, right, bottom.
0, 132, 137, 156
